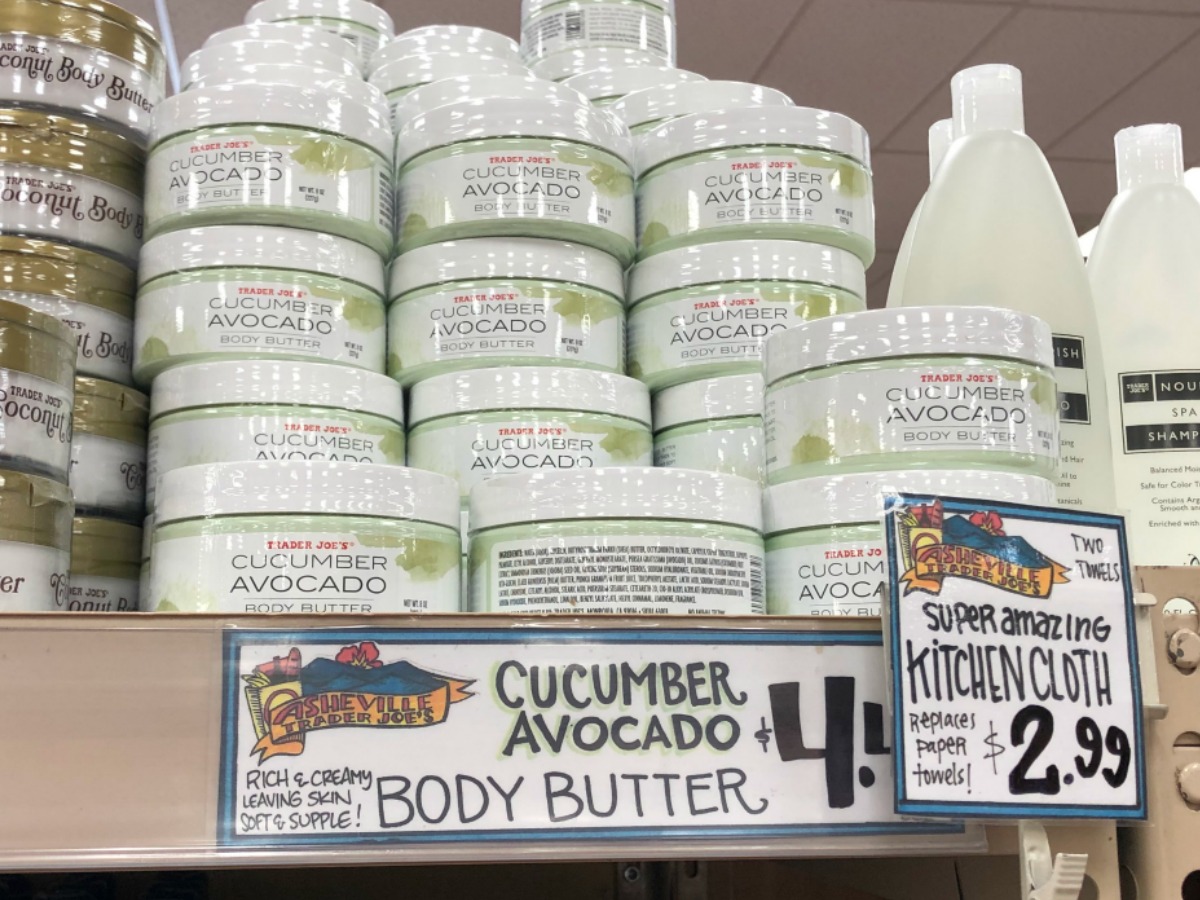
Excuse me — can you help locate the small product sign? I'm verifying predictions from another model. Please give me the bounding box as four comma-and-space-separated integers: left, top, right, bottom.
884, 495, 1146, 819
218, 628, 973, 848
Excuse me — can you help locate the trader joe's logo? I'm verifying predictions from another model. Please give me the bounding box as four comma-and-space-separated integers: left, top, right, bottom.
243, 642, 473, 761
897, 501, 1069, 598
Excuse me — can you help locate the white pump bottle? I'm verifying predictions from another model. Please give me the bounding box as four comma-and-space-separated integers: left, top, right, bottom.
886, 118, 953, 308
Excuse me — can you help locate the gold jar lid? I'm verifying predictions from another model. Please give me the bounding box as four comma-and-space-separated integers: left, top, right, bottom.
71, 515, 140, 575
73, 376, 147, 442
0, 468, 73, 548
0, 108, 145, 194
0, 236, 135, 317
0, 295, 75, 344
4, 0, 164, 71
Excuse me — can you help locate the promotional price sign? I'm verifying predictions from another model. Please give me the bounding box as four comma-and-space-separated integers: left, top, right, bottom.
217, 628, 972, 848
885, 495, 1146, 819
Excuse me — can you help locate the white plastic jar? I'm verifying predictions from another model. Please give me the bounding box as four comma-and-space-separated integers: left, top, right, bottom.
0, 468, 72, 611
388, 75, 569, 137
371, 26, 522, 74
146, 359, 405, 512
181, 40, 360, 88
370, 55, 536, 131
521, 0, 675, 70
0, 298, 75, 482
188, 65, 390, 120
388, 238, 624, 385
407, 367, 652, 512
204, 23, 363, 75
145, 85, 393, 256
764, 469, 1057, 617
0, 109, 145, 266
611, 80, 794, 133
627, 240, 866, 389
561, 66, 703, 107
653, 374, 764, 485
245, 0, 394, 69
764, 307, 1060, 485
469, 467, 763, 614
636, 107, 875, 265
396, 96, 636, 263
150, 461, 460, 614
0, 237, 135, 385
68, 516, 140, 611
135, 226, 386, 384
70, 377, 147, 521
0, 0, 166, 145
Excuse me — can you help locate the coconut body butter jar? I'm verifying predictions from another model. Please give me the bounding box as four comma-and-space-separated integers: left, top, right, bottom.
69, 516, 140, 611
0, 468, 71, 610
70, 376, 147, 521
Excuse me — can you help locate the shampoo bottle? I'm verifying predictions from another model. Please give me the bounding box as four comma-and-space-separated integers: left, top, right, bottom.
890, 64, 1115, 511
1089, 124, 1200, 565
886, 118, 953, 308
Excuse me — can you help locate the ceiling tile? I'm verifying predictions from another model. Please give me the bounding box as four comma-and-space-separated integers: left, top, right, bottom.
885, 7, 1197, 153
755, 0, 1010, 140
1029, 0, 1200, 12
677, 0, 811, 81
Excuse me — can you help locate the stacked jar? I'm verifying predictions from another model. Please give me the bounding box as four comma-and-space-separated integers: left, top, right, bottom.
0, 0, 166, 611
762, 307, 1061, 617
138, 16, 462, 615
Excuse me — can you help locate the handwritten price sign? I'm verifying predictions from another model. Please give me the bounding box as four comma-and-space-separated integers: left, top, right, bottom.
884, 495, 1146, 819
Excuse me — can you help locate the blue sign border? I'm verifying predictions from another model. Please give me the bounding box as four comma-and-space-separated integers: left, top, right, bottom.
884, 495, 1147, 820
218, 627, 965, 847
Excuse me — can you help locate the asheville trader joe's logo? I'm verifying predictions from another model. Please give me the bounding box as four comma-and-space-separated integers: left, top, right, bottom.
243, 642, 473, 762
897, 500, 1069, 598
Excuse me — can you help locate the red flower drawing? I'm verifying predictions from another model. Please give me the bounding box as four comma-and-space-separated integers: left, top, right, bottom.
969, 510, 1006, 536
912, 501, 944, 528
336, 641, 383, 669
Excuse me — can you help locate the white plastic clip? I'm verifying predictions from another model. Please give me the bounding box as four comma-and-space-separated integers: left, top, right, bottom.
1020, 821, 1088, 900
1133, 591, 1167, 718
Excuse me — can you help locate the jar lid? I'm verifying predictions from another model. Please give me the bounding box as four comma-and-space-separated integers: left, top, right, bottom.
629, 239, 866, 305
138, 226, 385, 295
157, 461, 459, 529
561, 66, 704, 103
764, 306, 1055, 386
74, 376, 148, 437
181, 40, 359, 86
409, 366, 649, 426
151, 84, 392, 159
636, 105, 871, 176
396, 96, 632, 167
0, 467, 73, 543
0, 236, 135, 309
189, 65, 389, 120
370, 52, 532, 98
245, 0, 395, 37
371, 26, 521, 72
72, 516, 141, 569
470, 467, 760, 533
204, 23, 363, 73
652, 374, 763, 432
0, 297, 75, 345
531, 48, 666, 82
763, 469, 1058, 533
522, 0, 674, 21
150, 359, 403, 422
0, 107, 145, 194
389, 237, 624, 300
4, 0, 163, 69
611, 80, 793, 130
388, 74, 568, 127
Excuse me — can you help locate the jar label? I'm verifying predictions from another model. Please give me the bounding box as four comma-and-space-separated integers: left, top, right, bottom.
70, 432, 146, 519
766, 538, 884, 616
0, 290, 133, 384
146, 410, 405, 510
0, 164, 143, 263
388, 281, 623, 381
145, 130, 392, 248
0, 539, 70, 611
396, 141, 635, 255
407, 416, 652, 503
279, 16, 381, 65
521, 4, 672, 62
0, 367, 73, 479
765, 364, 1059, 483
150, 526, 460, 613
0, 34, 162, 139
1114, 368, 1200, 565
636, 149, 873, 254
135, 273, 386, 374
472, 533, 764, 614
67, 573, 138, 612
654, 423, 764, 485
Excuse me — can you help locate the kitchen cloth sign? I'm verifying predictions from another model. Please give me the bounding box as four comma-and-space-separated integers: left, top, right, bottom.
884, 494, 1146, 819
218, 628, 975, 848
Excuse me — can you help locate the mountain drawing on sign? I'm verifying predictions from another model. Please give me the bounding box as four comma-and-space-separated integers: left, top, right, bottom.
301, 657, 452, 695
942, 515, 1054, 569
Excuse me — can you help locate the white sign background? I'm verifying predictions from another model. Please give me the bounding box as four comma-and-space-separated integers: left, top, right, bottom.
219, 629, 970, 847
